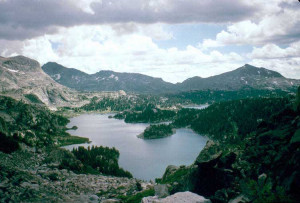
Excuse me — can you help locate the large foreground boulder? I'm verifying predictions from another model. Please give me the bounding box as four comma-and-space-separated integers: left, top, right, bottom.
142, 191, 211, 203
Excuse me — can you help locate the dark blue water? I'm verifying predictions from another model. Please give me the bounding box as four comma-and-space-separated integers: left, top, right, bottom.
64, 114, 208, 180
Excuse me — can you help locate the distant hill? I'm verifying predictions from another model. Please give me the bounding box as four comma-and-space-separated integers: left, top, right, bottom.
43, 63, 300, 93
177, 64, 299, 91
0, 56, 86, 109
42, 62, 175, 94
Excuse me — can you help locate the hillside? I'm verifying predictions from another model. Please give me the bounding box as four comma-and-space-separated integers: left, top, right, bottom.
42, 62, 175, 94
42, 62, 300, 94
158, 88, 300, 202
177, 64, 299, 91
0, 56, 88, 109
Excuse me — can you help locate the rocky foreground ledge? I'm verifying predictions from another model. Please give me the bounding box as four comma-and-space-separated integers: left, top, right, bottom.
142, 191, 211, 203
0, 146, 153, 202
0, 146, 212, 203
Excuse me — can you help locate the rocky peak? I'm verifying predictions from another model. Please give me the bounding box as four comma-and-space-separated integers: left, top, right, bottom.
237, 64, 283, 78
1, 55, 40, 72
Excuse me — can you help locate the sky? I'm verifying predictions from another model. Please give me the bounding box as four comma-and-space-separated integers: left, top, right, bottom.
0, 0, 299, 83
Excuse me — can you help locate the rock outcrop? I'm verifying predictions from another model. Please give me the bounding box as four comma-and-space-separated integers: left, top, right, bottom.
142, 191, 211, 203
159, 88, 300, 202
0, 55, 87, 109
0, 148, 153, 202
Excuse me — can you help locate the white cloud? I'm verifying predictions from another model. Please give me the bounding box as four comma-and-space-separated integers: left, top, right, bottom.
250, 58, 300, 79
200, 1, 300, 48
1, 25, 245, 83
248, 41, 300, 79
249, 42, 300, 59
1, 0, 299, 82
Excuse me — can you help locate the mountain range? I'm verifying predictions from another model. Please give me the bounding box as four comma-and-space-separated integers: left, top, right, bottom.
42, 62, 174, 94
42, 62, 300, 93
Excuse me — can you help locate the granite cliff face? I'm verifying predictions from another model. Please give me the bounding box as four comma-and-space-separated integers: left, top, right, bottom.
0, 56, 89, 109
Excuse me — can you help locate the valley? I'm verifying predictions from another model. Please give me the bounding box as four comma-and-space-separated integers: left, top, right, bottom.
0, 55, 299, 202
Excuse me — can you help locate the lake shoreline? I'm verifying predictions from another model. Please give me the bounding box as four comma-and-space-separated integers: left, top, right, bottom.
63, 113, 208, 180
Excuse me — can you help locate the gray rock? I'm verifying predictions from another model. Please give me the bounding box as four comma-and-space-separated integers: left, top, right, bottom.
101, 199, 120, 203
89, 194, 99, 201
142, 191, 211, 203
154, 184, 169, 198
229, 195, 250, 203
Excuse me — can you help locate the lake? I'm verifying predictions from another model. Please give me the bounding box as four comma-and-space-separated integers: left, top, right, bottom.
64, 114, 208, 180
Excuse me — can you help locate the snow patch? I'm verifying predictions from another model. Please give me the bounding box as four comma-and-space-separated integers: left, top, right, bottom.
95, 77, 105, 81
4, 67, 19, 73
240, 77, 248, 84
109, 74, 115, 79
53, 74, 61, 80
115, 76, 119, 81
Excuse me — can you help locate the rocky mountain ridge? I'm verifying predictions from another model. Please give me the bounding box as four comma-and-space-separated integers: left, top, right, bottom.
43, 62, 300, 93
178, 64, 298, 91
0, 56, 126, 110
42, 62, 174, 94
0, 56, 86, 110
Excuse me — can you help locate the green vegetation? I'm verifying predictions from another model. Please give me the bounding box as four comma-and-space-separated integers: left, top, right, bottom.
139, 124, 174, 139
24, 94, 44, 104
240, 178, 288, 203
117, 188, 155, 203
79, 94, 179, 113
71, 146, 132, 178
0, 132, 20, 153
156, 165, 197, 193
115, 104, 176, 123
0, 95, 88, 152
166, 88, 293, 104
173, 97, 291, 142
81, 96, 132, 112
56, 135, 89, 146
159, 87, 300, 202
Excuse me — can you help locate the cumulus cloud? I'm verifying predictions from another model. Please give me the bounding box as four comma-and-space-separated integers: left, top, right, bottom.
0, 0, 256, 40
1, 0, 299, 81
249, 42, 300, 59
200, 0, 300, 48
248, 42, 300, 79
1, 25, 245, 82
250, 58, 300, 79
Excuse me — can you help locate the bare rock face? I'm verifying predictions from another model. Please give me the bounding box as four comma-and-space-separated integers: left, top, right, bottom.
0, 55, 87, 109
142, 191, 211, 203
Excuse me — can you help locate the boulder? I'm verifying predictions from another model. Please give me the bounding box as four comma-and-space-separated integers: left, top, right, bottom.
142, 191, 211, 203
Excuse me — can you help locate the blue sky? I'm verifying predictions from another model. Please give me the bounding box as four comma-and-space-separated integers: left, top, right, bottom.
0, 0, 299, 82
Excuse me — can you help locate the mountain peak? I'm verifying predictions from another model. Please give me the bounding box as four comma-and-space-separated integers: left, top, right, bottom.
242, 64, 258, 69
236, 64, 283, 78
1, 55, 40, 71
